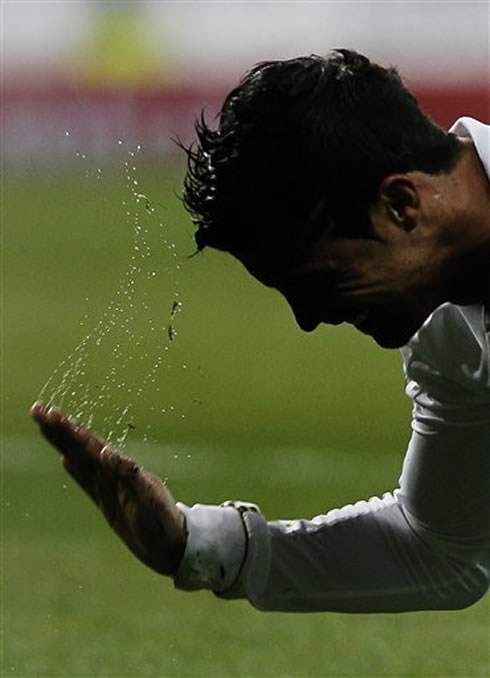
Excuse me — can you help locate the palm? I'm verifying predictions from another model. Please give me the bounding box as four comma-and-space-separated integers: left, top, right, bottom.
31, 402, 186, 576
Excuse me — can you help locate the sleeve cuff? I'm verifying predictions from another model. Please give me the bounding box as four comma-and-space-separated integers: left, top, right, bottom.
173, 501, 250, 593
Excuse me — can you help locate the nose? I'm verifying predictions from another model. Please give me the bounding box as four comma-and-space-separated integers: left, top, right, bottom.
288, 302, 320, 333
296, 315, 319, 332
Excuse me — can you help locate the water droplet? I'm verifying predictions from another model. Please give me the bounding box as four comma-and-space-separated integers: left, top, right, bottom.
65, 130, 70, 136
118, 139, 123, 145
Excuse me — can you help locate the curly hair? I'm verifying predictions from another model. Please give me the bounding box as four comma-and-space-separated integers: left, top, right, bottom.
182, 49, 460, 260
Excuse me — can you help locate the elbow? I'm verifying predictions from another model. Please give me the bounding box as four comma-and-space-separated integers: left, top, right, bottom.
443, 561, 489, 610
424, 543, 490, 610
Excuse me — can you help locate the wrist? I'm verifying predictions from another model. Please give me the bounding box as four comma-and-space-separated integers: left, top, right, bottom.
173, 501, 259, 592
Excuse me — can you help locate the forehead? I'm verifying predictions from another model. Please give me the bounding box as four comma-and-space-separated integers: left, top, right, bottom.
234, 233, 351, 289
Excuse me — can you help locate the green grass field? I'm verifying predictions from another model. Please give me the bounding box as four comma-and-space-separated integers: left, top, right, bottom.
2, 162, 488, 677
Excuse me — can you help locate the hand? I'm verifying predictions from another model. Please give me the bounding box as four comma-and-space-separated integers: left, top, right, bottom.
30, 402, 187, 576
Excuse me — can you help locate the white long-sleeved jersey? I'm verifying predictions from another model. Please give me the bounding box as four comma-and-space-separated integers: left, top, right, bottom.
174, 118, 490, 612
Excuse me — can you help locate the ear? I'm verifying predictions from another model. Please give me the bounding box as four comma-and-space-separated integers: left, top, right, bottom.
370, 175, 420, 240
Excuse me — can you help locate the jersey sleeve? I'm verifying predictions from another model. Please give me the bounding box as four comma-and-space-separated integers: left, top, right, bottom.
173, 303, 490, 612
401, 303, 490, 432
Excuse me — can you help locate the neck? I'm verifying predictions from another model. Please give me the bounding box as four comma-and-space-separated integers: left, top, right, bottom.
441, 138, 490, 308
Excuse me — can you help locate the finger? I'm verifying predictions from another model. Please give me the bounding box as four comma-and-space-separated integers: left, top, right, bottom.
31, 401, 48, 422
62, 450, 127, 526
35, 404, 106, 452
32, 403, 133, 475
99, 445, 139, 477
62, 451, 126, 528
90, 448, 140, 522
31, 400, 55, 424
62, 455, 99, 504
31, 402, 106, 468
32, 402, 102, 445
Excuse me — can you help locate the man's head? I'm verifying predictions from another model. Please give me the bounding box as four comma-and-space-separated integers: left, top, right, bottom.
182, 49, 463, 347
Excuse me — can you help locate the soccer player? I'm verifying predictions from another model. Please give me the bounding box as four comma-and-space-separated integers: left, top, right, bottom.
31, 49, 490, 612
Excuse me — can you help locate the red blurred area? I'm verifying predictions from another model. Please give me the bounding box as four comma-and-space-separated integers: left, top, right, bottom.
3, 81, 488, 167
414, 84, 489, 129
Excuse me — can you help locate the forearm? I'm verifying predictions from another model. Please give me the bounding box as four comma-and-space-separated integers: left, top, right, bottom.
226, 491, 489, 612
174, 425, 490, 613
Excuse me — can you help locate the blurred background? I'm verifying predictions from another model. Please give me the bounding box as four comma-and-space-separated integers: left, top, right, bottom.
2, 2, 489, 677
2, 1, 489, 166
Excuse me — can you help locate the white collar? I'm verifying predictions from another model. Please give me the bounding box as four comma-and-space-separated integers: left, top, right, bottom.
450, 117, 490, 180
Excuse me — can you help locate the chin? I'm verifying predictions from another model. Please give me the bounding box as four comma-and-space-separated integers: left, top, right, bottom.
360, 322, 419, 349
356, 307, 430, 349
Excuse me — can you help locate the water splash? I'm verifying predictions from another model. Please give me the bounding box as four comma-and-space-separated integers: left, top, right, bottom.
39, 139, 185, 448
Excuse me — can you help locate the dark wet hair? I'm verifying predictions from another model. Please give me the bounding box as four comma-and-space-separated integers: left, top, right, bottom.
182, 49, 461, 260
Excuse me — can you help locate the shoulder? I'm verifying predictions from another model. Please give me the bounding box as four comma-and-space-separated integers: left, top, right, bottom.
401, 303, 490, 426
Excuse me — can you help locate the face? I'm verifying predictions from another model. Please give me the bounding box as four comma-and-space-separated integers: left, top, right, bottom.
238, 215, 445, 349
